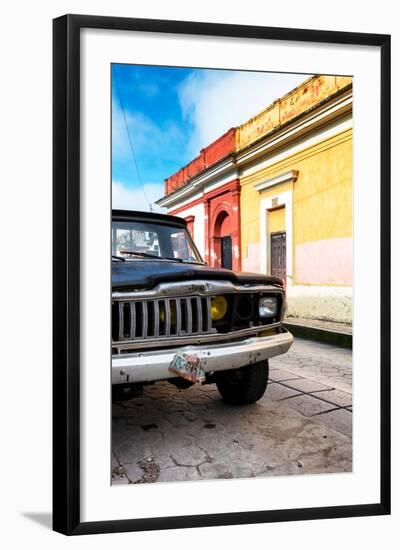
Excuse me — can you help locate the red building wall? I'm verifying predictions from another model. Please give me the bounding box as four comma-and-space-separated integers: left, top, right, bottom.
165, 129, 236, 195
170, 179, 241, 271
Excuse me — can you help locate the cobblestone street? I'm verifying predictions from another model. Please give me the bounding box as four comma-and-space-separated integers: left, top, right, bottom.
112, 337, 352, 485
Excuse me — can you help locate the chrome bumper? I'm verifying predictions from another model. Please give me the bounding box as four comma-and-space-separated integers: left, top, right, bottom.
112, 329, 293, 385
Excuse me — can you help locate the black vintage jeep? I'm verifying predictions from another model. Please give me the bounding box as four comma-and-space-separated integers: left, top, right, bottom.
112, 209, 293, 405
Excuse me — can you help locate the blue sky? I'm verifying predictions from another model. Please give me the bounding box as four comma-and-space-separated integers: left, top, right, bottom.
112, 64, 309, 212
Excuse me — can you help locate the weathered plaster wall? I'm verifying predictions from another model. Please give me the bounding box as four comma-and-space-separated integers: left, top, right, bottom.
240, 124, 352, 322
292, 132, 352, 249
165, 129, 235, 195
236, 75, 352, 151
286, 285, 352, 323
242, 242, 261, 273
295, 237, 352, 285
269, 206, 286, 234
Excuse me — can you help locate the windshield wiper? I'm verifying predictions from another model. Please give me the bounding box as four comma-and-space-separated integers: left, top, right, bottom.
112, 255, 125, 262
118, 250, 207, 264
180, 260, 206, 265
119, 249, 161, 259
161, 256, 184, 262
119, 249, 185, 263
157, 257, 206, 264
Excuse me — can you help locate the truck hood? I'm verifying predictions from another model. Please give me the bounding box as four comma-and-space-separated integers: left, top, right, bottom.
112, 259, 283, 291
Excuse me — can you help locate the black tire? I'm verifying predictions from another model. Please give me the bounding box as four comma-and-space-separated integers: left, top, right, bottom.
215, 360, 269, 405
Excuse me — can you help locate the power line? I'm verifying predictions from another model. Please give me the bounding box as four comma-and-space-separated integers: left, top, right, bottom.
113, 66, 153, 211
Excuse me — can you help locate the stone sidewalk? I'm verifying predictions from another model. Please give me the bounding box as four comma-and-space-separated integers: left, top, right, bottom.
272, 338, 352, 393
285, 317, 353, 335
283, 317, 352, 349
112, 338, 352, 485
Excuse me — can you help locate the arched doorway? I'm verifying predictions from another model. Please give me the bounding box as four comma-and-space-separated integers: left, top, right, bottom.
213, 210, 233, 269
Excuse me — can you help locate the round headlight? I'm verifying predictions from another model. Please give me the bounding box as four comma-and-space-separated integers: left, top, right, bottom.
259, 296, 278, 318
211, 295, 228, 320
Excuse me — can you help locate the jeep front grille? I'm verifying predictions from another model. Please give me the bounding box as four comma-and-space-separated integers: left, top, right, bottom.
112, 296, 216, 342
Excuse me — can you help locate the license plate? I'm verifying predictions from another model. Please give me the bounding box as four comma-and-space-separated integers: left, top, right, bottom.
168, 351, 206, 383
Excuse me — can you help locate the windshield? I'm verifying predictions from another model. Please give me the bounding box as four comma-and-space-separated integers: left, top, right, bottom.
112, 220, 204, 263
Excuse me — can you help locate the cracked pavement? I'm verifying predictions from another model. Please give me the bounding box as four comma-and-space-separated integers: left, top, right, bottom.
112, 337, 352, 484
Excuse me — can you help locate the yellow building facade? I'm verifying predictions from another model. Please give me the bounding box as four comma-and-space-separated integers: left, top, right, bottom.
237, 76, 353, 322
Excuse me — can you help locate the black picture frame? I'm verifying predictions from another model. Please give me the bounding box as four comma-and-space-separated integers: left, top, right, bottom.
53, 14, 391, 535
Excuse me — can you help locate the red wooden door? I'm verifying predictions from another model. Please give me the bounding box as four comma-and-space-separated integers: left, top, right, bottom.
271, 232, 286, 285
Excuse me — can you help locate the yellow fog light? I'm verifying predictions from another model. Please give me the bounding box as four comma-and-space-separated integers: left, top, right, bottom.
211, 295, 228, 320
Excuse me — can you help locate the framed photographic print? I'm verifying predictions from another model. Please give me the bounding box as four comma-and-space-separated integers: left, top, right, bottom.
53, 14, 391, 535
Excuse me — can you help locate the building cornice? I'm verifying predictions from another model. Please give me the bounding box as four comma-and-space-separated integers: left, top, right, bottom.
236, 87, 352, 168
156, 157, 238, 208
254, 170, 299, 192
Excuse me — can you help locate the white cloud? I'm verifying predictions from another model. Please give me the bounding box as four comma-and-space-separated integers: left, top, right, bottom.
112, 181, 166, 213
112, 102, 157, 160
179, 70, 311, 154
112, 98, 185, 163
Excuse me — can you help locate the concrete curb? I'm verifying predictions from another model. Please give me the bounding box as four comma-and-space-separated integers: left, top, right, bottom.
283, 321, 352, 349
